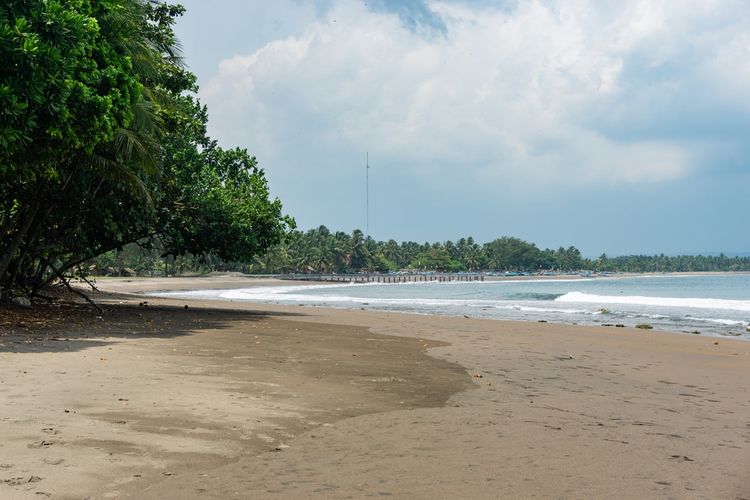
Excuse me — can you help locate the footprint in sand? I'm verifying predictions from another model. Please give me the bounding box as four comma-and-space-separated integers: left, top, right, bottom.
1, 475, 43, 486
27, 440, 56, 448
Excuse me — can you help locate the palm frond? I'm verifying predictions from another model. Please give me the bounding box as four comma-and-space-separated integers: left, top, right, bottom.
114, 128, 159, 174
83, 152, 153, 204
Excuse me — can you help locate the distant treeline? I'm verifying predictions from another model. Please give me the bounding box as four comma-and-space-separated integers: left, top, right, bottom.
89, 226, 750, 276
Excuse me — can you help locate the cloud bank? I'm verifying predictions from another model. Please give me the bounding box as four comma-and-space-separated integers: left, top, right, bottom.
202, 0, 749, 193
186, 0, 750, 253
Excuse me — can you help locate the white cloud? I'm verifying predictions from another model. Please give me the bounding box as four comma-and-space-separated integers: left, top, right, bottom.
201, 0, 749, 190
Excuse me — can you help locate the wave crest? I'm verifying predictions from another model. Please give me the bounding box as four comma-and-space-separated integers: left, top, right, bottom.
555, 292, 750, 312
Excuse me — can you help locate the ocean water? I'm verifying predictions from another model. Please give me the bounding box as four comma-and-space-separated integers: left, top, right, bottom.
151, 274, 750, 340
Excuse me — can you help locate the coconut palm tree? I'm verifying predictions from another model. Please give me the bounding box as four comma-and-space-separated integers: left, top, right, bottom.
349, 229, 370, 270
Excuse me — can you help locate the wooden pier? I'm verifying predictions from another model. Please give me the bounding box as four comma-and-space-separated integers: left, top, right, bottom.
280, 273, 485, 284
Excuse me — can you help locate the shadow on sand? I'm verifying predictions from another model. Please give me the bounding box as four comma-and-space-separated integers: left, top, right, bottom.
0, 302, 308, 354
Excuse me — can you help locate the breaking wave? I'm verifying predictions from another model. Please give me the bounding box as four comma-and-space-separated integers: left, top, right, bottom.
555, 292, 750, 312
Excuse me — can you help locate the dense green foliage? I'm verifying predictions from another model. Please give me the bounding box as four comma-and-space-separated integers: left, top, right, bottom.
90, 226, 750, 276
0, 1, 292, 296
590, 253, 750, 273
0, 0, 140, 167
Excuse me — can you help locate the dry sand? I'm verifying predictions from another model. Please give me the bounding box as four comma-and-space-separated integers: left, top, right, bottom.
1, 276, 749, 499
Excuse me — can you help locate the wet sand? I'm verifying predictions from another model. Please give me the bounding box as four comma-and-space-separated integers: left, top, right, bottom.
1, 276, 749, 498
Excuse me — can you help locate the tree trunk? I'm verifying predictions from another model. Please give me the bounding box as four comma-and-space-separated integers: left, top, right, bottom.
0, 201, 42, 286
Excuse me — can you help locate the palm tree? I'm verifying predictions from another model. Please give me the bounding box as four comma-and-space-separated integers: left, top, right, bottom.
464, 246, 481, 271
383, 239, 401, 267
349, 229, 369, 270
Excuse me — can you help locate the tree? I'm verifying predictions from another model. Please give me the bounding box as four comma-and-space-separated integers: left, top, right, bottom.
0, 0, 141, 168
0, 0, 145, 287
157, 132, 292, 263
555, 246, 583, 271
483, 237, 542, 271
0, 1, 292, 296
349, 229, 369, 270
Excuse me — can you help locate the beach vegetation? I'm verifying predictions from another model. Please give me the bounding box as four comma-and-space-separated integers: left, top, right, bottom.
0, 1, 292, 299
85, 226, 750, 277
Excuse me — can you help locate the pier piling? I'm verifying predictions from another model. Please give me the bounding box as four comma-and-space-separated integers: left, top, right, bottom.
282, 273, 485, 283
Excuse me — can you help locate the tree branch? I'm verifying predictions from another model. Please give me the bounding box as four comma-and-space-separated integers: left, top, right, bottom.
41, 258, 103, 314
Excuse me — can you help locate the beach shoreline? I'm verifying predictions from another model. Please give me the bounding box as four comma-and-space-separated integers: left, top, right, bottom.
1, 277, 749, 498
111, 273, 750, 341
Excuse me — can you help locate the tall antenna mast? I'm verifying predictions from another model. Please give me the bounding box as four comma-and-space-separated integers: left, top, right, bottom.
366, 152, 370, 237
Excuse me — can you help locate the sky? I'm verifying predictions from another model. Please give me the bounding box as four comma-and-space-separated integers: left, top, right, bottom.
173, 0, 750, 256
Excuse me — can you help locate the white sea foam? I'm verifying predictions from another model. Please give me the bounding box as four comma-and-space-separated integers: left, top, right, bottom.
556, 292, 750, 312
684, 316, 749, 326
486, 277, 596, 284
148, 280, 750, 340
152, 285, 590, 314
499, 304, 589, 314
152, 286, 505, 308
151, 283, 356, 300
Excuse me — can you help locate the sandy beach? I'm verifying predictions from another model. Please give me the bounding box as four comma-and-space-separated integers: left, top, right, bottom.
1, 276, 749, 498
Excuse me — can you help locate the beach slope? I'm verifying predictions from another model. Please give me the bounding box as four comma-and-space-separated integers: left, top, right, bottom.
0, 277, 748, 498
